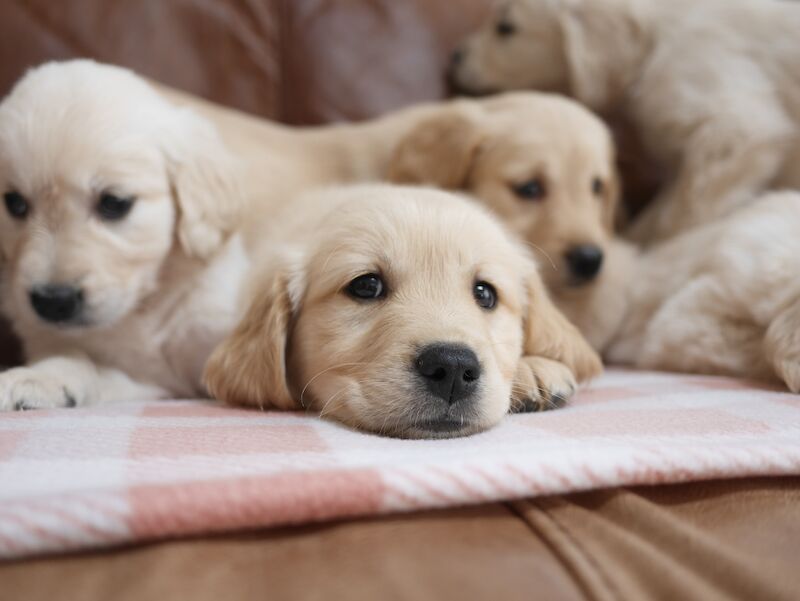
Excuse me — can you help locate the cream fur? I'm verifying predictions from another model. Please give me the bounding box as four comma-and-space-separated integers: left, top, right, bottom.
389, 92, 636, 350
607, 191, 800, 390
0, 60, 251, 409
452, 0, 800, 244
204, 185, 601, 438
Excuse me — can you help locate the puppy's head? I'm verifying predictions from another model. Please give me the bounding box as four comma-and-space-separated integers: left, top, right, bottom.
390, 93, 619, 294
448, 0, 568, 96
205, 185, 597, 438
0, 60, 241, 331
449, 0, 647, 109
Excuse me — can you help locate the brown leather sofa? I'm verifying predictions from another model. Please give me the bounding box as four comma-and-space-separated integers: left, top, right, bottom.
0, 2, 798, 600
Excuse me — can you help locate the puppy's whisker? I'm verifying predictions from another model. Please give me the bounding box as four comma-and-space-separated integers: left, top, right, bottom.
520, 240, 558, 272
319, 388, 348, 418
299, 362, 369, 407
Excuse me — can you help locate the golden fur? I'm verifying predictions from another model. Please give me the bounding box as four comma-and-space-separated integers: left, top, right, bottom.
204, 185, 601, 438
451, 0, 800, 244
607, 191, 800, 391
388, 93, 636, 351
121, 80, 638, 352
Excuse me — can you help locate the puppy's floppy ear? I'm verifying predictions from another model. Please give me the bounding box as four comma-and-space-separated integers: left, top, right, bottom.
163, 109, 244, 260
203, 257, 304, 410
523, 267, 602, 382
558, 0, 649, 109
389, 108, 484, 189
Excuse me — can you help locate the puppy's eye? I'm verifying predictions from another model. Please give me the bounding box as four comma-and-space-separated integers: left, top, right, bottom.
4, 191, 29, 219
513, 179, 546, 201
496, 21, 516, 36
96, 192, 135, 221
592, 177, 605, 197
346, 273, 386, 301
473, 281, 497, 310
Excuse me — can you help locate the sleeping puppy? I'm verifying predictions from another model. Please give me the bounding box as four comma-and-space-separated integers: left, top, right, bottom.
204, 185, 602, 438
389, 92, 637, 352
0, 60, 247, 410
449, 0, 800, 244
607, 191, 800, 391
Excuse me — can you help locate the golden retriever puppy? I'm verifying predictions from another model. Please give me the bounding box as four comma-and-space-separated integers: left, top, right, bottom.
449, 0, 800, 244
205, 185, 601, 438
389, 92, 637, 351
0, 60, 247, 410
607, 191, 800, 391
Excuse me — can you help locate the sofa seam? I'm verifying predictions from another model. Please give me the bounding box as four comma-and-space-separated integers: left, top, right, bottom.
507, 499, 624, 601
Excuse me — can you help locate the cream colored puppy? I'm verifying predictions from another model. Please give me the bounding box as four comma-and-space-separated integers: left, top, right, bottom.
0, 60, 247, 410
389, 93, 637, 351
450, 0, 800, 244
205, 185, 601, 438
607, 191, 800, 390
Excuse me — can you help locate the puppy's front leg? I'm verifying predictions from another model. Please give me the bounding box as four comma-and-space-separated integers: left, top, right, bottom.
0, 353, 166, 411
510, 356, 577, 413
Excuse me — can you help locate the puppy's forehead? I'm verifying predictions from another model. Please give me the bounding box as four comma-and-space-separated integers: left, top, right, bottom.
0, 62, 168, 190
479, 97, 612, 168
308, 189, 526, 293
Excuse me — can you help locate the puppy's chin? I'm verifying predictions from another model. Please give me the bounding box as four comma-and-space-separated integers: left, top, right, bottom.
447, 76, 497, 98
398, 417, 493, 440
447, 69, 499, 98
309, 375, 508, 440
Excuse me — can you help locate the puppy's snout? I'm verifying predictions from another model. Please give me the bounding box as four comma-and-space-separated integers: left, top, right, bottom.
29, 284, 84, 323
415, 343, 481, 404
565, 245, 604, 284
446, 47, 467, 89
450, 48, 465, 69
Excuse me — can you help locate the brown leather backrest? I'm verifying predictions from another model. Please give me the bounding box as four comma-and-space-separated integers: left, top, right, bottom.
0, 0, 494, 123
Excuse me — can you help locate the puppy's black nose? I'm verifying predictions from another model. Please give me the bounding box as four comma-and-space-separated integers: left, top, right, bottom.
30, 285, 84, 323
565, 245, 604, 283
415, 343, 481, 404
450, 48, 465, 68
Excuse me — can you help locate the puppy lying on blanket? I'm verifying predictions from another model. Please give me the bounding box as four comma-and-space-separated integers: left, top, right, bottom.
0, 60, 250, 410
205, 185, 601, 438
449, 0, 800, 244
607, 191, 800, 391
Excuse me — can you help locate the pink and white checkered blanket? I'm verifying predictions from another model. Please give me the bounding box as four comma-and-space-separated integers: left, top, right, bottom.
1, 368, 799, 560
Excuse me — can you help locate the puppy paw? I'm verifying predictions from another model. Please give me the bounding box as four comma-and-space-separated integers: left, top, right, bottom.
0, 368, 77, 412
510, 356, 577, 413
775, 359, 800, 394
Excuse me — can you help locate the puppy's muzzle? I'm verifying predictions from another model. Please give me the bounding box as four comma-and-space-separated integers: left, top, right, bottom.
29, 284, 84, 324
445, 47, 469, 94
415, 343, 481, 404
565, 245, 604, 284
